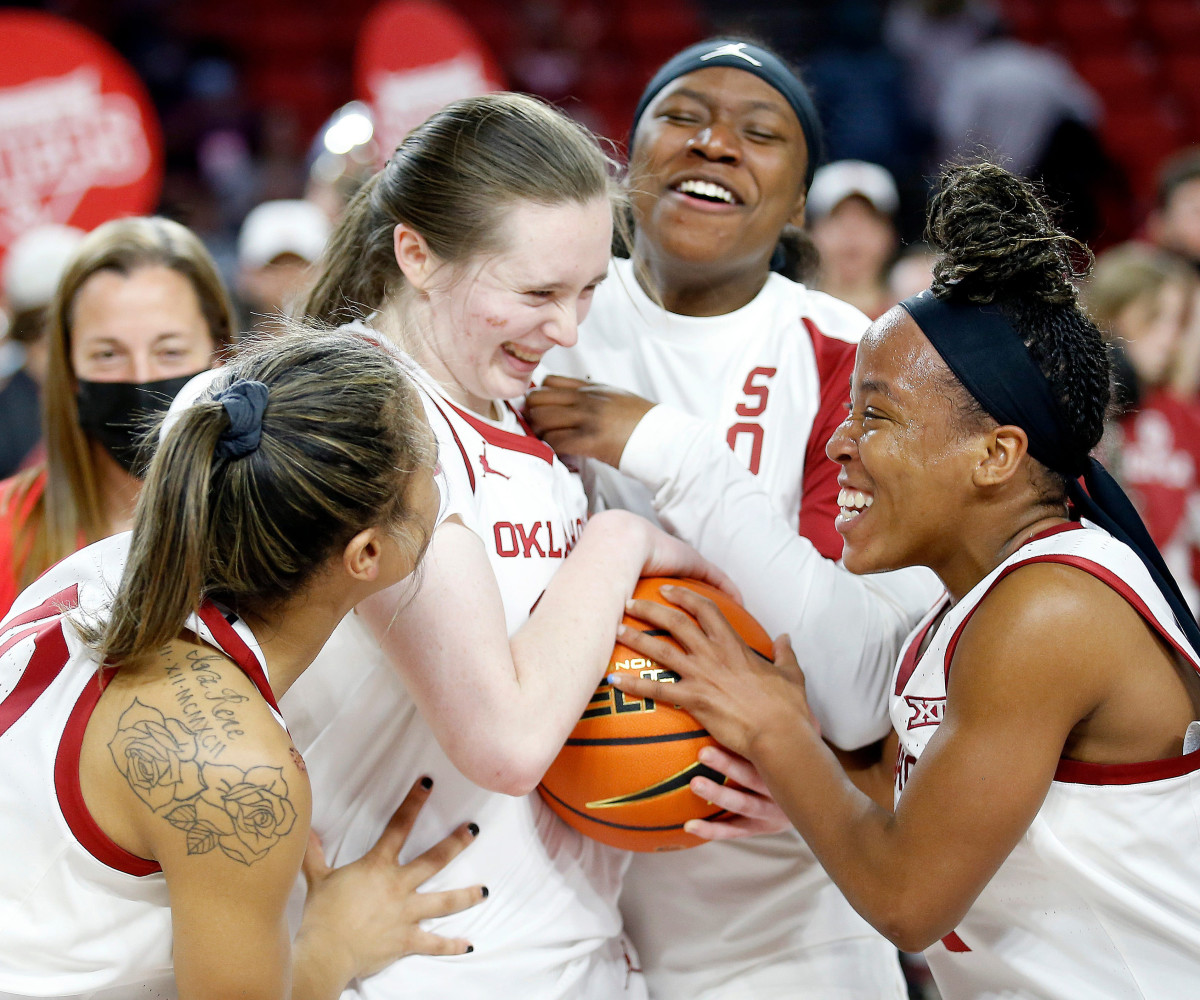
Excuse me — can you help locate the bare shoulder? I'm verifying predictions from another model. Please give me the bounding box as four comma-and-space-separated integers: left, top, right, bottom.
950, 561, 1169, 727
84, 637, 309, 869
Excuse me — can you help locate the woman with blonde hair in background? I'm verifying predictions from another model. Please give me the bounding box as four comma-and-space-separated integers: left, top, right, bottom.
0, 217, 235, 615
1085, 241, 1200, 614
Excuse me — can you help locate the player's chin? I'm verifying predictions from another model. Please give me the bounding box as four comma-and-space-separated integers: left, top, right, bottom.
839, 543, 883, 577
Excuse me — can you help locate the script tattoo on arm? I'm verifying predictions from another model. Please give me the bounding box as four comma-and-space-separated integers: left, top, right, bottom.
107, 647, 297, 866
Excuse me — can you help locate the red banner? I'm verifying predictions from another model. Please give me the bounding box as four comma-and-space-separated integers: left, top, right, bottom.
0, 11, 163, 269
355, 1, 505, 158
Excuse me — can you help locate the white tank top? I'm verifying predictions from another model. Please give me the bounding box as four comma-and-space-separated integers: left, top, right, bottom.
281, 357, 639, 1000
892, 521, 1200, 999
0, 534, 278, 1000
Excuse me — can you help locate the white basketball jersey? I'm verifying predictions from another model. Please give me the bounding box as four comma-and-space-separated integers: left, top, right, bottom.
891, 521, 1200, 1000
0, 534, 276, 1000
546, 261, 909, 999
281, 358, 639, 1000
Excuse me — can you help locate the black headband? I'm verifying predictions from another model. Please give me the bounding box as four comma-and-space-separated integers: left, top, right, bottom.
901, 289, 1200, 655
629, 40, 824, 189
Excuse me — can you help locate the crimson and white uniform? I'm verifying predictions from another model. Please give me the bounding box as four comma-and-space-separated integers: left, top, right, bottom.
892, 521, 1200, 1000
0, 534, 277, 1000
546, 258, 942, 999
281, 355, 642, 1000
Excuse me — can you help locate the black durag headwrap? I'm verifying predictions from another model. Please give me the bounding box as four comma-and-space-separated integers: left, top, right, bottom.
901, 289, 1200, 654
629, 39, 825, 189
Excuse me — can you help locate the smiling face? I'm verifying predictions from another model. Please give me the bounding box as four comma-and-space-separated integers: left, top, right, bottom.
826, 309, 987, 581
628, 66, 809, 282
70, 265, 218, 383
410, 197, 612, 415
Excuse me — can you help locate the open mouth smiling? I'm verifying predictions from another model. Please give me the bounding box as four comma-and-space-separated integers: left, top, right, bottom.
837, 487, 874, 520
671, 178, 741, 205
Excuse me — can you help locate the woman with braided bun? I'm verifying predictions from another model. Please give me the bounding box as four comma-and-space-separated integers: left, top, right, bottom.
0, 329, 486, 1000
607, 160, 1200, 1000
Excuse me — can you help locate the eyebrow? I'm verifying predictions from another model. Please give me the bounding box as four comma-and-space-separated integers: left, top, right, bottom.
660, 88, 790, 118
522, 272, 609, 291
858, 377, 897, 400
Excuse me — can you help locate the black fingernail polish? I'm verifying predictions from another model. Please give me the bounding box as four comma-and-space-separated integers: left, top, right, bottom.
466, 945, 474, 954
420, 776, 433, 790
468, 822, 480, 836
481, 885, 489, 898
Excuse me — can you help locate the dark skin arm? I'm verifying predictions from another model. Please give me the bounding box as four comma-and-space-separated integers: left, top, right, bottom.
608, 569, 1195, 951
528, 377, 898, 814
525, 375, 655, 468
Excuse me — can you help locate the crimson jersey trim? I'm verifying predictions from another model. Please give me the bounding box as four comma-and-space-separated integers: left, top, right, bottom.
939, 523, 1200, 788
56, 648, 162, 877
442, 396, 555, 465
0, 585, 80, 738
798, 317, 855, 561
425, 395, 476, 493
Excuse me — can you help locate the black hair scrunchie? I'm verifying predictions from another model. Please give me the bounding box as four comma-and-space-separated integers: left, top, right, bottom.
214, 379, 269, 459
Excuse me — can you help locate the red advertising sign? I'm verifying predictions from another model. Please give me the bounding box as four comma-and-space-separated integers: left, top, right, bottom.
355, 1, 505, 158
0, 11, 163, 269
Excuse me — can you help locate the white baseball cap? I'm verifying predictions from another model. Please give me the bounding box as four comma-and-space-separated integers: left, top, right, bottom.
237, 199, 331, 269
807, 160, 899, 219
3, 224, 86, 313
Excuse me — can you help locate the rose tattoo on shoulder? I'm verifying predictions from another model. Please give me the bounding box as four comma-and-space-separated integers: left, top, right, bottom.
109, 699, 204, 809
109, 700, 296, 866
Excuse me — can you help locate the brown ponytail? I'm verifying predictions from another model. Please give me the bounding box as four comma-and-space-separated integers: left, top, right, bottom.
91, 327, 434, 666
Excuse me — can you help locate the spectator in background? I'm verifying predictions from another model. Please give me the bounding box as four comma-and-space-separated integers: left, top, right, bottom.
1085, 241, 1200, 615
807, 159, 899, 319
236, 199, 331, 334
0, 217, 235, 617
886, 241, 936, 305
0, 225, 85, 477
1147, 148, 1200, 274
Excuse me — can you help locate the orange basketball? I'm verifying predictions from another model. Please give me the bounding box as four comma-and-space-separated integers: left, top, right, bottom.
538, 577, 773, 852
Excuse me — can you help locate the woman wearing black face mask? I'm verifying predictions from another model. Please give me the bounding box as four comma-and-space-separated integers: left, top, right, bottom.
0, 216, 234, 615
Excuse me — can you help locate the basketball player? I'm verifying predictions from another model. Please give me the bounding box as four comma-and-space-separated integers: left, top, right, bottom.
611, 162, 1200, 1000
0, 330, 486, 999
282, 95, 728, 1000
527, 39, 941, 999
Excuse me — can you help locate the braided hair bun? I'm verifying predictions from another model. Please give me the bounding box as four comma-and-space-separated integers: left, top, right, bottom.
924, 160, 1111, 470
927, 161, 1085, 307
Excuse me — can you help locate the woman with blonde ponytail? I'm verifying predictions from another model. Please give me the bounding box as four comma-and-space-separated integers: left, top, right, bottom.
283, 93, 732, 1000
0, 328, 485, 1000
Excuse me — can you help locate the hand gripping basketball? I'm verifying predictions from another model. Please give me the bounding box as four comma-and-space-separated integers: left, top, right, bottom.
537, 577, 772, 851
610, 583, 814, 764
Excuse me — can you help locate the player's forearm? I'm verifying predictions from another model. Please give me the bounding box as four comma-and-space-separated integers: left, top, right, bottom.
750, 721, 959, 951
501, 510, 656, 779
622, 407, 936, 748
290, 931, 355, 1000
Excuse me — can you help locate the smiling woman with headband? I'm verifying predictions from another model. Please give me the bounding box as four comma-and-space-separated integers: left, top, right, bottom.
607, 161, 1200, 1000
0, 328, 487, 1000
528, 36, 940, 1000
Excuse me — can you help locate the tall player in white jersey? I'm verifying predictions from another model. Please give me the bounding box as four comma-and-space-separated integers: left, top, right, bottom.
286, 95, 731, 1000
609, 162, 1200, 1000
528, 39, 941, 1000
0, 330, 487, 1000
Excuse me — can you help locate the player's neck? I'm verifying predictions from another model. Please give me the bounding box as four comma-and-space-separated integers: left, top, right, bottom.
634, 247, 769, 317
91, 440, 141, 535
243, 575, 374, 698
941, 509, 1071, 604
